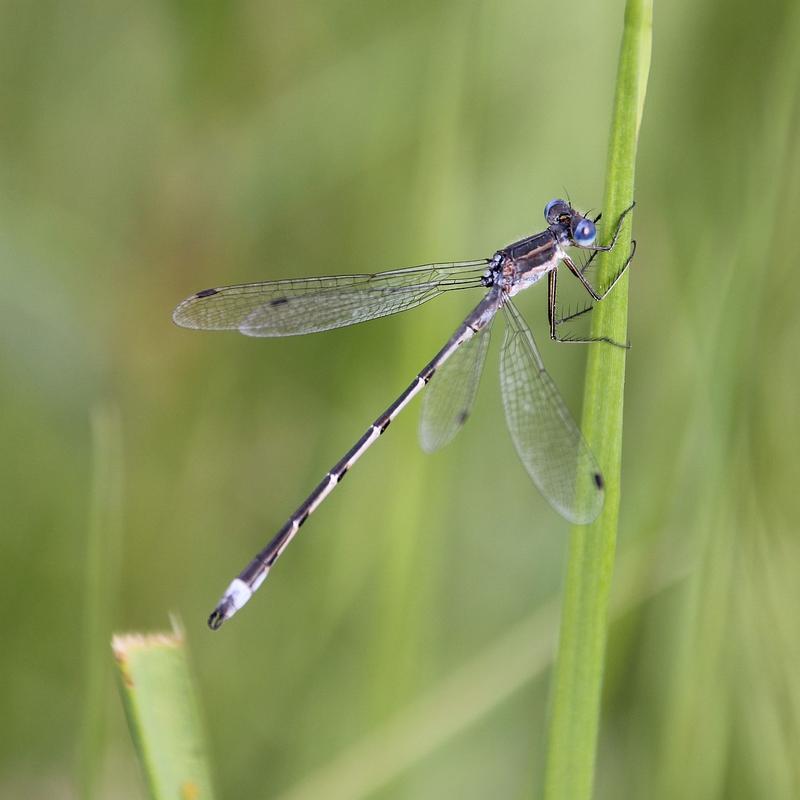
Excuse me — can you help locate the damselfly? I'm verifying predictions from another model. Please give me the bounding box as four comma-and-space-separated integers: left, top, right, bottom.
173, 198, 635, 629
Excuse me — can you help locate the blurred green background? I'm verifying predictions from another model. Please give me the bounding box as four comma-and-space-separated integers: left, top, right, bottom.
2, 0, 799, 798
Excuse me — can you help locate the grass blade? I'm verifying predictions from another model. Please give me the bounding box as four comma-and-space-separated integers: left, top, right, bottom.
543, 1, 652, 798
112, 624, 216, 800
78, 403, 124, 800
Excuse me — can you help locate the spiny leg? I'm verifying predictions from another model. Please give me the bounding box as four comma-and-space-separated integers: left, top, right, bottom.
563, 200, 636, 300
557, 302, 594, 326
548, 268, 593, 334
583, 201, 635, 253
548, 269, 630, 349
579, 248, 599, 277
564, 239, 637, 302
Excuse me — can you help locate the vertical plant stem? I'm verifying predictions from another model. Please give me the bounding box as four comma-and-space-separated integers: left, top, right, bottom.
78, 404, 123, 800
543, 2, 652, 799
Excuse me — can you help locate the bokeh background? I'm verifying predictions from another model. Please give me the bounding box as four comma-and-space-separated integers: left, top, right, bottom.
2, 0, 799, 798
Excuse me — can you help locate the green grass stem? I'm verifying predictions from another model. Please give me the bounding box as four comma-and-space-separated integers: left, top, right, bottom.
78, 404, 123, 800
112, 624, 216, 800
543, 2, 652, 798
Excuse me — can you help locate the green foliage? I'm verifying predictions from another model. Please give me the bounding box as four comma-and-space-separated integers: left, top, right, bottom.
79, 405, 124, 800
112, 627, 215, 799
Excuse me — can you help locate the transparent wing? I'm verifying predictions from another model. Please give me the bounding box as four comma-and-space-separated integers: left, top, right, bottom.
500, 300, 604, 524
173, 260, 489, 337
419, 320, 492, 453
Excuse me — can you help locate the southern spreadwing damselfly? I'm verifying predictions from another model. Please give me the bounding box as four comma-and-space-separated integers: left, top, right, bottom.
173, 198, 635, 629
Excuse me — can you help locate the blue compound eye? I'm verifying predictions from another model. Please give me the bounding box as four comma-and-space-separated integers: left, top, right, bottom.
544, 198, 569, 224
572, 218, 596, 246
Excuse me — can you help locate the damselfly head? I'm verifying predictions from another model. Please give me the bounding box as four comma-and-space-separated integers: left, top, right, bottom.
545, 199, 597, 247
